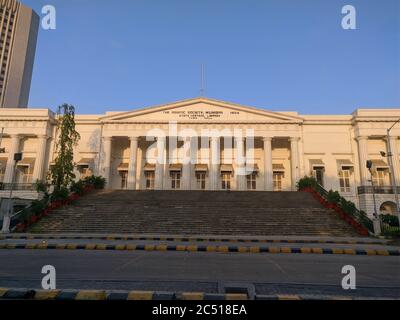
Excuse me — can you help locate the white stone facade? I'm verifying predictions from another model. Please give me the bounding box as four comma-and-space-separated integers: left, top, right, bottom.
0, 98, 399, 217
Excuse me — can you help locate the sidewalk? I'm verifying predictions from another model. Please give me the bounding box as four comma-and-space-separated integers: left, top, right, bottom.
0, 233, 399, 256
0, 232, 390, 244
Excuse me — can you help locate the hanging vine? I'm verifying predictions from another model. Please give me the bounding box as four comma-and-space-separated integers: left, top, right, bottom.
48, 104, 80, 190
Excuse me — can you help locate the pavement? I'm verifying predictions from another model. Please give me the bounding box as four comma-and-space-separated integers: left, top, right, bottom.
1, 233, 389, 244
0, 233, 399, 256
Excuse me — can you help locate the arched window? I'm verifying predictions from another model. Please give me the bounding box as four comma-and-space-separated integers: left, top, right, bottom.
379, 201, 397, 215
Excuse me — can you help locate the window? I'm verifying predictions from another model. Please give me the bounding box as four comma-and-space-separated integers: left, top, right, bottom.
273, 172, 283, 191
120, 171, 128, 189
221, 173, 231, 190
312, 167, 324, 186
0, 167, 4, 183
196, 172, 206, 190
17, 167, 33, 185
247, 173, 257, 190
372, 169, 387, 187
379, 201, 396, 215
171, 171, 181, 189
79, 166, 92, 180
145, 171, 155, 190
339, 169, 351, 193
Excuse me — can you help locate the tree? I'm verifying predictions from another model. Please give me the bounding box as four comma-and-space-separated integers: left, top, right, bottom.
48, 104, 80, 190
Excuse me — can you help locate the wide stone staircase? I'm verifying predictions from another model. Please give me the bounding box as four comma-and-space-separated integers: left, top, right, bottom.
28, 190, 361, 236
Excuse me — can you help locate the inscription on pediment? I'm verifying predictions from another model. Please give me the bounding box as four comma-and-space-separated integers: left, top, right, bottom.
107, 102, 300, 124
163, 109, 240, 120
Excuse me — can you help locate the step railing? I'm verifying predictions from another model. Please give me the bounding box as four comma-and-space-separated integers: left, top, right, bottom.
313, 183, 374, 234
8, 195, 54, 232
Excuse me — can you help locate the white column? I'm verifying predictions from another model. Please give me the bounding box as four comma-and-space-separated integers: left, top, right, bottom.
182, 136, 191, 190
388, 136, 400, 187
136, 146, 143, 190
4, 135, 21, 184
236, 136, 246, 190
190, 136, 198, 190
210, 136, 220, 190
356, 136, 369, 186
155, 136, 166, 190
263, 137, 273, 191
290, 137, 300, 191
127, 137, 139, 190
103, 136, 113, 188
33, 135, 49, 182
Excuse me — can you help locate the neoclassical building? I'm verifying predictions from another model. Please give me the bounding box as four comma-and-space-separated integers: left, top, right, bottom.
0, 97, 399, 218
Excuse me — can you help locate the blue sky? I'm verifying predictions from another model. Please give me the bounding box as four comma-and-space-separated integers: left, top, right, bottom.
22, 0, 399, 115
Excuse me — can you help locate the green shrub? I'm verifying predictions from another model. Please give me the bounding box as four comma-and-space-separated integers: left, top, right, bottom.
83, 175, 95, 185
327, 190, 341, 204
70, 180, 85, 195
297, 176, 318, 190
52, 187, 70, 201
30, 200, 46, 215
380, 214, 399, 227
339, 198, 357, 215
84, 175, 106, 189
93, 176, 106, 189
20, 208, 33, 224
35, 181, 49, 194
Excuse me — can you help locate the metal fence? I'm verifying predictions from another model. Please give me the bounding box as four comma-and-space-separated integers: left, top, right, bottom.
0, 183, 36, 191
358, 186, 400, 195
379, 215, 400, 236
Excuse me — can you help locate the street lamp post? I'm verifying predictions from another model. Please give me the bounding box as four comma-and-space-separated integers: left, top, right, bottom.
367, 160, 381, 235
384, 118, 400, 224
1, 153, 22, 233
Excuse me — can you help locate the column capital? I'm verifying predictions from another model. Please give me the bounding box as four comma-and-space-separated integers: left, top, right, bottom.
386, 135, 399, 142
262, 137, 272, 142
129, 136, 139, 142
156, 136, 166, 142
289, 137, 300, 142
9, 134, 21, 139
356, 135, 368, 141
234, 136, 246, 142
179, 135, 192, 141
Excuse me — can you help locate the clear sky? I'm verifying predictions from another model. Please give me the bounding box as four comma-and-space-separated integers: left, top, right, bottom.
21, 0, 400, 115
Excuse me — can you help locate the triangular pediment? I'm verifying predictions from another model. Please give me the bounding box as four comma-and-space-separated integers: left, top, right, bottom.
101, 98, 303, 123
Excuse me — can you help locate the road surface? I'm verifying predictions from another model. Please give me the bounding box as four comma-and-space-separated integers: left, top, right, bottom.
0, 249, 399, 298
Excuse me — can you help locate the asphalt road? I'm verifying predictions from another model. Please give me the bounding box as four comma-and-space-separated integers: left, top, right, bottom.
0, 250, 399, 298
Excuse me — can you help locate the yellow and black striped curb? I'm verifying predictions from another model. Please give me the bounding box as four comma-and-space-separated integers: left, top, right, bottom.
0, 242, 398, 256
0, 288, 248, 300
0, 234, 386, 245
0, 288, 397, 300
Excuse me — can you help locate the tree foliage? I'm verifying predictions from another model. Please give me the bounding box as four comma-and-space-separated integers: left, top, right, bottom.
48, 104, 80, 190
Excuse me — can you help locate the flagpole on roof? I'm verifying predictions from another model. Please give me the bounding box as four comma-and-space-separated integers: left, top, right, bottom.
200, 64, 205, 97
